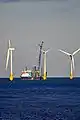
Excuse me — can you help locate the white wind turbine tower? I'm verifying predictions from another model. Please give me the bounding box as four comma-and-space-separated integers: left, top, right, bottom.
42, 48, 51, 80
59, 48, 80, 79
6, 40, 15, 81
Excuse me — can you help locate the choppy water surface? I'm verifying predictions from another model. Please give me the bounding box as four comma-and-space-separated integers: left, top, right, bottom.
0, 78, 80, 120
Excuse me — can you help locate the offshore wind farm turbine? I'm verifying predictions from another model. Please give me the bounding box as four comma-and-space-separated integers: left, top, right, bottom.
59, 48, 80, 79
42, 48, 51, 80
6, 40, 15, 81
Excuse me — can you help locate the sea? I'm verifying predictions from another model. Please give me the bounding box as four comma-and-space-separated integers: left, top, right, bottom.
0, 77, 80, 120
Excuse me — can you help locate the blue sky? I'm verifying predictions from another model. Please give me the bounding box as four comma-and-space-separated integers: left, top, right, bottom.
0, 0, 80, 77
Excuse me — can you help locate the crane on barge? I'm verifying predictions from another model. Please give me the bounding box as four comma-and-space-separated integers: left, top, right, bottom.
37, 41, 44, 75
20, 40, 44, 80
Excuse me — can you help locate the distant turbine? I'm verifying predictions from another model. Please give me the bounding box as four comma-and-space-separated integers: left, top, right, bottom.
42, 48, 51, 80
59, 48, 80, 79
6, 40, 15, 81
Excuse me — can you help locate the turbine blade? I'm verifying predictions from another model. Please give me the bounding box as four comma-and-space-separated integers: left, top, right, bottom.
73, 48, 80, 55
9, 48, 15, 51
6, 49, 10, 70
41, 49, 45, 53
59, 49, 71, 56
9, 40, 11, 48
46, 48, 51, 53
72, 56, 75, 71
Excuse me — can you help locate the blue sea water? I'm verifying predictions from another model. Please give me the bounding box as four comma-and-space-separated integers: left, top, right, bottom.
0, 77, 80, 120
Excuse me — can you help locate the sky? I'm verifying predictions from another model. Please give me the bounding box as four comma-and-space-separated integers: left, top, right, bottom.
0, 0, 80, 77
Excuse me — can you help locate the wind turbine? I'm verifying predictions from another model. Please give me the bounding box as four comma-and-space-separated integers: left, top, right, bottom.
6, 40, 15, 81
42, 48, 51, 80
59, 48, 80, 79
